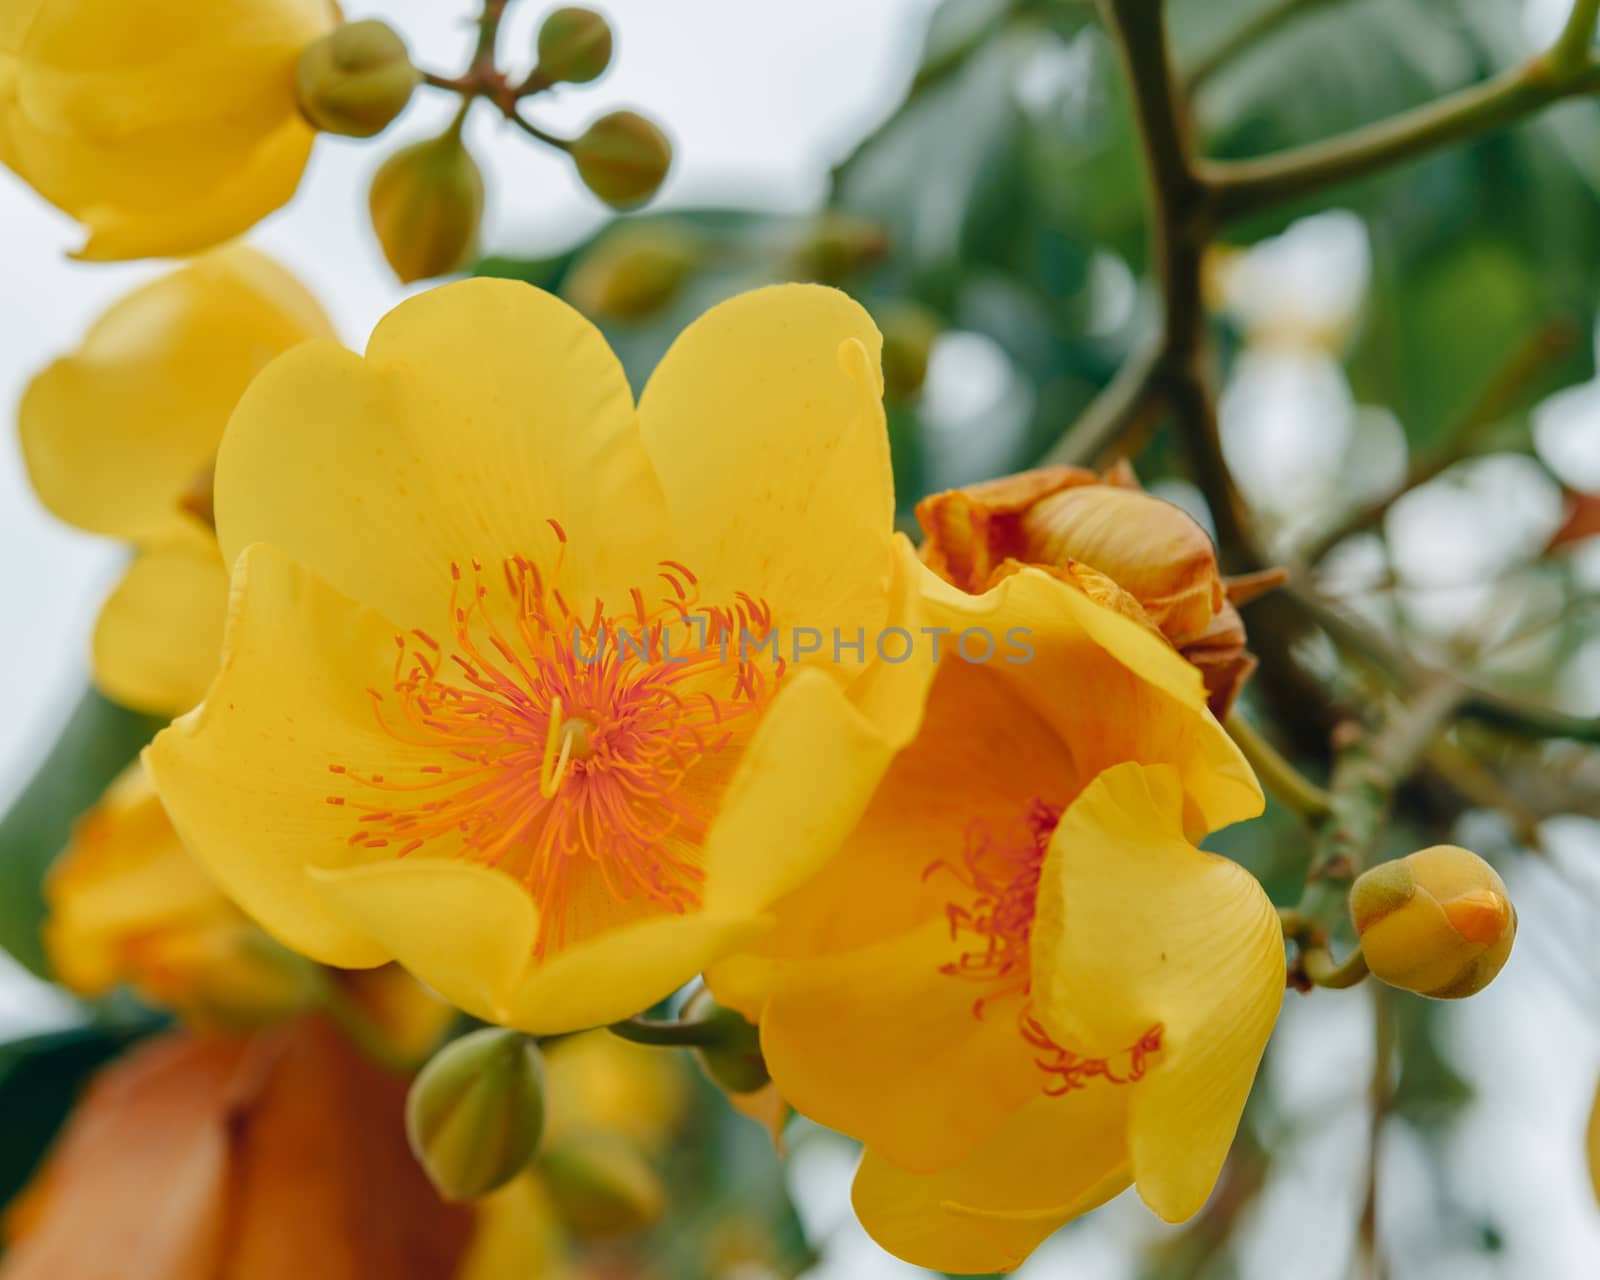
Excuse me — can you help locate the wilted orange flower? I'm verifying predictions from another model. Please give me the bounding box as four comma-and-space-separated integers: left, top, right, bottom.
0, 1018, 548, 1280
916, 462, 1258, 716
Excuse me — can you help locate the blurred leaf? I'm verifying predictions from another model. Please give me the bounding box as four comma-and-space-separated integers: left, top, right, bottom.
0, 689, 162, 978
0, 1024, 141, 1216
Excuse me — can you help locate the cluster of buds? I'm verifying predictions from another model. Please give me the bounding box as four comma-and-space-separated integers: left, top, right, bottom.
295, 7, 673, 284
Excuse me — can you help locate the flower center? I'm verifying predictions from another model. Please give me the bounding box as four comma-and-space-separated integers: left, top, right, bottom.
925, 797, 1163, 1095
327, 521, 780, 958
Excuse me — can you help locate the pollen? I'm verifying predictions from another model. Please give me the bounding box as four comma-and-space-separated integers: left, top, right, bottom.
926, 797, 1163, 1094
327, 529, 782, 958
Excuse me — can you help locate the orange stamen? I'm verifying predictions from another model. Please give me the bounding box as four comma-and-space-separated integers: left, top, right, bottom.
926, 798, 1163, 1094
327, 538, 777, 958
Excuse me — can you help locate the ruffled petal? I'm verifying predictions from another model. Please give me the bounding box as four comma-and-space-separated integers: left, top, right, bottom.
1031, 761, 1284, 1222
851, 1088, 1132, 1275
92, 534, 229, 716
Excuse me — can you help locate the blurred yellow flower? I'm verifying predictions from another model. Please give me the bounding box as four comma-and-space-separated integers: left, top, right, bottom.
1, 1019, 549, 1280
148, 278, 920, 1034
711, 565, 1280, 1274
0, 0, 336, 259
542, 1031, 690, 1155
19, 246, 335, 715
45, 760, 455, 1053
45, 761, 318, 1029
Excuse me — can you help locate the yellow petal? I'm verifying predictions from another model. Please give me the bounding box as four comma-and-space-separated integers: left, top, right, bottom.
146, 543, 436, 969
637, 283, 895, 648
215, 278, 667, 630
93, 534, 229, 717
497, 912, 772, 1035
7, 0, 332, 258
310, 859, 537, 1023
921, 564, 1263, 836
700, 665, 911, 918
707, 642, 1076, 1014
761, 919, 1040, 1174
851, 1088, 1132, 1274
19, 246, 333, 542
1030, 762, 1283, 1222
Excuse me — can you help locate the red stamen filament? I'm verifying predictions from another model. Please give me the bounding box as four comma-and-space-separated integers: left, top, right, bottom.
328, 537, 779, 958
925, 798, 1163, 1094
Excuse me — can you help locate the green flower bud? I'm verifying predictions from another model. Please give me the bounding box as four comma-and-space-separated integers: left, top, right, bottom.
405, 1028, 546, 1201
791, 212, 890, 285
878, 302, 941, 400
535, 8, 614, 86
297, 20, 419, 139
571, 111, 672, 209
680, 987, 769, 1094
539, 1133, 665, 1238
1351, 845, 1517, 999
564, 224, 700, 321
369, 130, 486, 284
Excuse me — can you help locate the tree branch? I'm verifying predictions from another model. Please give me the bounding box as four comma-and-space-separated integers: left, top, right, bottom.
1202, 53, 1600, 225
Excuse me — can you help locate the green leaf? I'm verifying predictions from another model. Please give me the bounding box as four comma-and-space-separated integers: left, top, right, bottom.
0, 1023, 147, 1215
0, 689, 163, 977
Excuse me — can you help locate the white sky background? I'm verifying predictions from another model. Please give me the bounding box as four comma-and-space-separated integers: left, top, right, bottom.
4, 2, 1600, 1276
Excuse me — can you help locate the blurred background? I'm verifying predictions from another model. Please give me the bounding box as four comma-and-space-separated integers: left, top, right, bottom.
5, 0, 1600, 1276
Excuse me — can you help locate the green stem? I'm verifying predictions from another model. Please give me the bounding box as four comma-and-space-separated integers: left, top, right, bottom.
1550, 0, 1600, 76
1300, 945, 1370, 989
1296, 677, 1467, 926
1184, 0, 1342, 95
1226, 710, 1333, 821
1202, 55, 1600, 224
609, 1014, 727, 1049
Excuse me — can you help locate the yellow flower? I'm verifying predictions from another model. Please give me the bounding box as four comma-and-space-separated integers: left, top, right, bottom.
541, 1031, 689, 1156
1351, 845, 1516, 999
916, 463, 1257, 717
44, 761, 320, 1028
148, 279, 921, 1034
0, 0, 336, 259
19, 246, 335, 715
710, 565, 1281, 1274
44, 761, 456, 1054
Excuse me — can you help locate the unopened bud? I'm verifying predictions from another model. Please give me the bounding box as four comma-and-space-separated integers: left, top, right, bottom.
571, 111, 672, 209
791, 212, 890, 285
878, 302, 941, 400
565, 224, 699, 321
406, 1029, 546, 1201
535, 8, 614, 86
1351, 845, 1516, 999
539, 1133, 665, 1238
681, 988, 769, 1095
297, 20, 419, 139
369, 131, 485, 283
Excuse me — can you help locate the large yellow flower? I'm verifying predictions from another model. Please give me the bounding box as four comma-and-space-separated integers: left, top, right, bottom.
710, 565, 1283, 1274
0, 0, 336, 259
19, 246, 335, 715
148, 278, 920, 1034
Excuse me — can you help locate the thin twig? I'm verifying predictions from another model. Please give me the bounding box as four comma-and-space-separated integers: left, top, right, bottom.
1045, 337, 1167, 467
1226, 709, 1333, 820
1184, 0, 1344, 95
1301, 319, 1576, 564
